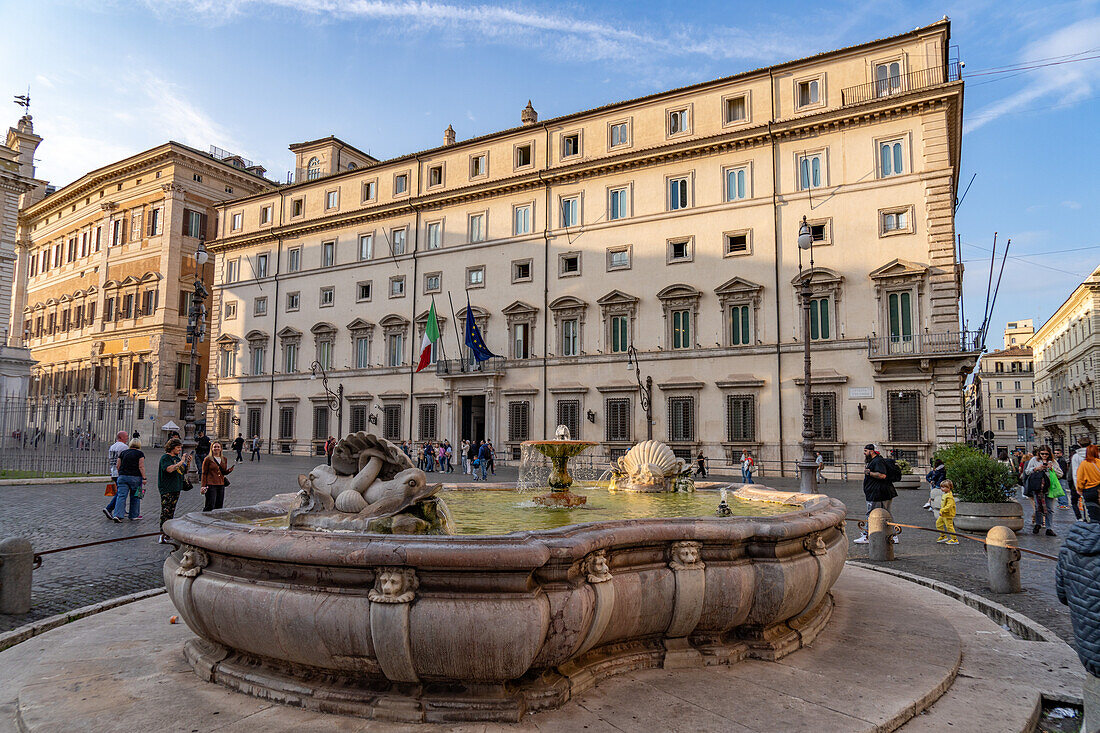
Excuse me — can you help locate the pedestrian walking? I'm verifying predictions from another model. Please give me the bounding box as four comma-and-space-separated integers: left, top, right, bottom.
195, 428, 211, 468
112, 438, 146, 523
854, 443, 897, 544
1055, 520, 1100, 733
478, 440, 492, 481
466, 440, 477, 476
935, 479, 959, 545
1025, 446, 1063, 536
740, 450, 754, 484
695, 451, 707, 478
1056, 447, 1073, 510
157, 437, 191, 543
487, 441, 496, 475
251, 435, 262, 462
815, 451, 827, 485
1076, 445, 1100, 523
324, 436, 336, 466
103, 430, 129, 519
232, 433, 245, 462
1074, 439, 1094, 519
923, 459, 946, 510
201, 442, 234, 511
444, 440, 453, 473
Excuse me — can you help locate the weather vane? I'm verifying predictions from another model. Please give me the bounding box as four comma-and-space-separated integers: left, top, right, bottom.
13, 91, 30, 113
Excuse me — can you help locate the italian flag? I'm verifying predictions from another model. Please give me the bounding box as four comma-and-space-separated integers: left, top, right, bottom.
415, 300, 440, 373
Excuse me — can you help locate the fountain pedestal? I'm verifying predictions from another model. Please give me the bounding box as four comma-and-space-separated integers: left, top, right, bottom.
524, 439, 597, 508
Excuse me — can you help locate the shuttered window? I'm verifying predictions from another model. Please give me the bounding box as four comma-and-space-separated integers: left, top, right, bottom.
726, 395, 755, 442
279, 407, 295, 440
247, 408, 262, 439
419, 403, 438, 441
350, 405, 366, 433
887, 391, 921, 442
606, 398, 631, 442
383, 404, 402, 441
668, 396, 694, 442
508, 401, 530, 442
312, 406, 330, 440
556, 400, 581, 440
811, 393, 837, 441
182, 209, 207, 238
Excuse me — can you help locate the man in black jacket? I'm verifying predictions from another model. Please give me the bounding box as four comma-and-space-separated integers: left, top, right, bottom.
1056, 522, 1100, 733
854, 443, 897, 545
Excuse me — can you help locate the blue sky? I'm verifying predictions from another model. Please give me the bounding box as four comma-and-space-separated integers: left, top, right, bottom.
1, 0, 1098, 344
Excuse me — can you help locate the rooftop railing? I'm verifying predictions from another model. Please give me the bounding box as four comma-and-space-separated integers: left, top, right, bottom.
841, 63, 962, 106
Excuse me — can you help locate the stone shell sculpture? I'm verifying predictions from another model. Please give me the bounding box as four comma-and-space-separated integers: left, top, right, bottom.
611, 440, 692, 493
289, 432, 455, 534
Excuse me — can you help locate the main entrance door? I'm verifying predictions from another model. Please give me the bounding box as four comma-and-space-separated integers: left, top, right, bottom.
460, 395, 485, 443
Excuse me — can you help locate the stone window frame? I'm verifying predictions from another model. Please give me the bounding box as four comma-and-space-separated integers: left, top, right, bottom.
424, 218, 444, 250
426, 162, 445, 189
414, 310, 447, 366
324, 188, 340, 211
666, 236, 694, 264
606, 182, 633, 221
468, 151, 489, 181
790, 267, 844, 342
347, 318, 375, 370
356, 280, 373, 303
723, 228, 753, 258
559, 129, 583, 161
558, 251, 582, 278
878, 205, 915, 237
721, 90, 752, 127
285, 291, 300, 312
389, 275, 406, 299
549, 296, 587, 358
869, 259, 928, 342
392, 170, 411, 198
465, 265, 486, 289
311, 322, 338, 369
805, 217, 833, 247
253, 296, 267, 317
361, 178, 378, 202
597, 290, 639, 354
513, 140, 536, 171
468, 210, 488, 243
657, 284, 702, 351
245, 330, 269, 376
215, 334, 240, 379
794, 72, 827, 111
607, 117, 633, 150
502, 301, 538, 360
512, 201, 535, 236
456, 306, 491, 349
423, 271, 442, 295
380, 314, 410, 368
714, 276, 764, 348
606, 244, 632, 272
319, 286, 335, 308
511, 258, 533, 284
665, 102, 693, 138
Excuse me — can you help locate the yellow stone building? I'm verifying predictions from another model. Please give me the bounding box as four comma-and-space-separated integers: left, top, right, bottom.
208, 20, 976, 470
14, 143, 271, 432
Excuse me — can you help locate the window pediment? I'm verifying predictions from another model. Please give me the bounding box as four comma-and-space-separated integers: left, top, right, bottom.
455, 306, 490, 321
414, 310, 448, 327
868, 258, 928, 281
549, 295, 587, 312
140, 271, 163, 282
245, 329, 269, 344
310, 321, 337, 335
501, 300, 538, 317
277, 326, 302, 339
656, 283, 701, 302
215, 333, 240, 346
347, 317, 375, 335
597, 289, 639, 307
379, 313, 410, 329
791, 267, 843, 286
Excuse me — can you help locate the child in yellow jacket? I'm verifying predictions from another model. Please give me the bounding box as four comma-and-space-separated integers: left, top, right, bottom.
937, 480, 959, 545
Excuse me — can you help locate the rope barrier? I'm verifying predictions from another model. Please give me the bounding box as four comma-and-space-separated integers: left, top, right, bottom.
843, 515, 1059, 561
35, 532, 164, 558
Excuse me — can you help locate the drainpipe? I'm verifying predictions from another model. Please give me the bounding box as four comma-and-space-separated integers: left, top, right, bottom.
541, 122, 551, 439
266, 186, 287, 455
407, 154, 422, 444
769, 66, 787, 475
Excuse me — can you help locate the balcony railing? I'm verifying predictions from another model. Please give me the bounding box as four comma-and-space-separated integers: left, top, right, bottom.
435, 356, 507, 376
868, 330, 982, 359
841, 63, 962, 106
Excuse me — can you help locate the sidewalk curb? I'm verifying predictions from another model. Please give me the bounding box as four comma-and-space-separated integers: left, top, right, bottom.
846, 560, 1063, 643
0, 476, 110, 486
0, 587, 166, 653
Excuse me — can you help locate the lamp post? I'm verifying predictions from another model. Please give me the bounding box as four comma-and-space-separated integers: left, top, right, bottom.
182, 236, 209, 478
796, 216, 819, 494
626, 344, 653, 441
310, 359, 344, 439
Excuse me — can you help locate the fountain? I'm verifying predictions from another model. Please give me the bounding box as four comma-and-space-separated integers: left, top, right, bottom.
609, 439, 694, 492
162, 430, 848, 723
524, 424, 597, 508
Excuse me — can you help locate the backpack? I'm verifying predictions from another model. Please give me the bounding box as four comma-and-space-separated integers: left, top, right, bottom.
883, 457, 903, 484
1024, 469, 1049, 498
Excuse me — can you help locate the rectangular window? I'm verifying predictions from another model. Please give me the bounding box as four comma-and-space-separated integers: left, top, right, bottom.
224, 301, 237, 320
182, 209, 206, 238
357, 281, 372, 301
288, 247, 301, 272
226, 259, 239, 283
469, 213, 485, 242
391, 228, 406, 255
562, 133, 580, 158
668, 108, 688, 135
220, 348, 235, 378
394, 173, 408, 195
996, 398, 1004, 408
259, 205, 272, 225
609, 187, 628, 220
610, 122, 629, 148
607, 246, 630, 270
291, 198, 304, 217
562, 319, 579, 357
279, 406, 295, 440
256, 253, 269, 278
726, 166, 748, 201
319, 286, 334, 307
248, 408, 262, 439
418, 404, 438, 441
286, 291, 300, 311
466, 267, 485, 286
725, 232, 750, 256
798, 153, 824, 189
175, 363, 191, 390
513, 204, 531, 235
668, 396, 694, 442
231, 212, 243, 231
508, 401, 530, 442
111, 219, 124, 246
668, 177, 689, 210
724, 95, 747, 123
312, 406, 330, 442
390, 276, 405, 297
428, 165, 443, 187
887, 391, 921, 442
672, 309, 691, 349
318, 340, 333, 369
887, 291, 913, 342
470, 154, 486, 178
383, 404, 402, 441
668, 239, 692, 262
359, 233, 374, 260
560, 253, 580, 276
610, 315, 629, 353
513, 323, 530, 359
252, 346, 266, 375
350, 405, 366, 433
875, 61, 902, 98
606, 398, 631, 442
880, 139, 905, 177
140, 290, 155, 316
560, 196, 578, 227
557, 400, 581, 440
729, 305, 751, 346
811, 393, 837, 440
387, 334, 404, 367
130, 210, 143, 241
285, 343, 299, 373
797, 78, 820, 107
362, 180, 376, 201
425, 273, 441, 293
325, 190, 338, 210
515, 144, 532, 168
882, 209, 909, 233
149, 208, 163, 235
322, 241, 335, 267
726, 395, 755, 441
512, 259, 532, 282
94, 226, 101, 252
997, 419, 1005, 431
254, 297, 267, 316
426, 222, 441, 250
356, 337, 370, 368
809, 297, 831, 341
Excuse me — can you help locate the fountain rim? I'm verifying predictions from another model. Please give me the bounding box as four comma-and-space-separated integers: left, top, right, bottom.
520, 439, 600, 447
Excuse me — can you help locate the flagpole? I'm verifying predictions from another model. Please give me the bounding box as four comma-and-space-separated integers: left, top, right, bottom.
447, 291, 464, 372
433, 295, 447, 364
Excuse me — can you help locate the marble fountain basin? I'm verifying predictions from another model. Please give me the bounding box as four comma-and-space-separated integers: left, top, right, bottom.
162, 484, 847, 723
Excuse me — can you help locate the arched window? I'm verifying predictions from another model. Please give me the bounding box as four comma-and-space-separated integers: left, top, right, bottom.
347, 162, 358, 170
306, 157, 321, 180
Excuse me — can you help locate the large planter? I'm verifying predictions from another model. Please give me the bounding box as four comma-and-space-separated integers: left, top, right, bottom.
163, 485, 847, 723
953, 500, 1025, 532
895, 474, 923, 490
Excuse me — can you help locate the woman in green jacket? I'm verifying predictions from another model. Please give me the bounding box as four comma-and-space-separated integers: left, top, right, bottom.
157, 437, 192, 544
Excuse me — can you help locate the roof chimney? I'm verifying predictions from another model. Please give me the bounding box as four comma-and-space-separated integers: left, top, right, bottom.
444, 124, 456, 146
521, 100, 538, 126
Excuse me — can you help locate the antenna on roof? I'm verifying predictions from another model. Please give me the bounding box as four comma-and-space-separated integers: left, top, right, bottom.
13, 89, 30, 113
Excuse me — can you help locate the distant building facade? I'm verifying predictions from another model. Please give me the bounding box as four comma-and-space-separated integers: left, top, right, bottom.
13, 143, 270, 432
1033, 268, 1100, 449
967, 336, 1035, 454
207, 20, 975, 470
1003, 319, 1034, 350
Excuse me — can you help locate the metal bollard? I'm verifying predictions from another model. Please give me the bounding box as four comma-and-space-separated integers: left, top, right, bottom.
868, 508, 894, 561
986, 525, 1022, 594
0, 537, 34, 614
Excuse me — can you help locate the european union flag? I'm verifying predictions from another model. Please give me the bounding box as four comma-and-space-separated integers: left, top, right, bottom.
464, 296, 500, 362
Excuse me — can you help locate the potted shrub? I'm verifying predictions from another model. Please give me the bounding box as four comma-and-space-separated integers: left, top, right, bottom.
894, 459, 922, 490
935, 444, 1023, 532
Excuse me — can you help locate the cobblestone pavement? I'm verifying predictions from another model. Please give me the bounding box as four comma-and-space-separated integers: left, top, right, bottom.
0, 459, 1076, 646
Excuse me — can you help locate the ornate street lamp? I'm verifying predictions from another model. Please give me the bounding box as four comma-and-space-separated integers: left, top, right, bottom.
310, 359, 344, 439
182, 235, 209, 478
796, 216, 819, 494
626, 344, 653, 441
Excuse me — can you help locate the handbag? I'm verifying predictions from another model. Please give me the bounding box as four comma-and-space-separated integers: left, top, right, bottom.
104, 481, 117, 497
1047, 470, 1066, 499
182, 477, 193, 492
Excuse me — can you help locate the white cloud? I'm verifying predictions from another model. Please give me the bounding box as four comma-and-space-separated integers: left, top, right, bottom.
964, 16, 1100, 133
1062, 200, 1082, 209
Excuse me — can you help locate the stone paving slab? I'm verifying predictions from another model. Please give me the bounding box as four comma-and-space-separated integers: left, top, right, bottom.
0, 566, 1082, 733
